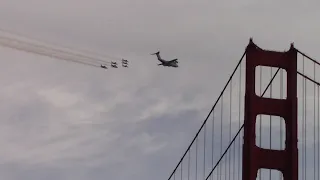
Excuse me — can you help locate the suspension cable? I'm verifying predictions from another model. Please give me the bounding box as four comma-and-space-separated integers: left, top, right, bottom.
211, 109, 215, 180
259, 63, 262, 180
220, 95, 223, 180
228, 79, 232, 180
280, 66, 283, 180
205, 67, 282, 180
302, 56, 305, 180
296, 64, 320, 180
204, 122, 206, 180
314, 59, 317, 180
167, 49, 247, 180
188, 149, 190, 180
269, 67, 273, 180
298, 72, 320, 86
318, 86, 320, 180
296, 48, 320, 66
238, 62, 241, 180
304, 57, 307, 180
297, 51, 320, 180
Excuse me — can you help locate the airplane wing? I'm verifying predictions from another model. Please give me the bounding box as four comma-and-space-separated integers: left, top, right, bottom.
168, 59, 178, 63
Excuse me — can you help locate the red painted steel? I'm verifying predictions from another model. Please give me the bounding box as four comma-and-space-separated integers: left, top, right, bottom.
242, 39, 298, 180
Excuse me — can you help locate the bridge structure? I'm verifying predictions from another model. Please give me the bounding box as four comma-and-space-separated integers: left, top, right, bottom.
167, 39, 320, 180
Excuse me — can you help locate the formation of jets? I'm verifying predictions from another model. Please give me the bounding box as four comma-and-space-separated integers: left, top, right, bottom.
100, 59, 129, 69
100, 51, 179, 70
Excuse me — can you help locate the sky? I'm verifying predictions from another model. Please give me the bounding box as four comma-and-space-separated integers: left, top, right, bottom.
0, 0, 320, 180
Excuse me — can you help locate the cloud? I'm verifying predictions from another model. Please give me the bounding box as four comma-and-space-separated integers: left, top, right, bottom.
0, 1, 320, 180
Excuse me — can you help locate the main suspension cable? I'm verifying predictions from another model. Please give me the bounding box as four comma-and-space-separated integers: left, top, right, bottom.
205, 67, 281, 180
296, 48, 320, 66
167, 49, 247, 180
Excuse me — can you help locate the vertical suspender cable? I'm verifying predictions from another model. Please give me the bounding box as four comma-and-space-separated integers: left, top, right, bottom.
196, 138, 198, 180
318, 86, 320, 180
314, 61, 316, 180
302, 56, 305, 180
220, 95, 223, 180
238, 61, 242, 180
205, 67, 281, 180
204, 123, 206, 180
188, 150, 190, 180
229, 79, 232, 180
259, 64, 262, 180
212, 110, 215, 180
304, 58, 307, 180
167, 50, 246, 180
317, 86, 320, 179
269, 67, 273, 180
280, 68, 283, 180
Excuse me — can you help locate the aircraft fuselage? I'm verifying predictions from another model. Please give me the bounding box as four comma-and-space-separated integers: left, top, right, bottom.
162, 61, 178, 67
152, 51, 178, 67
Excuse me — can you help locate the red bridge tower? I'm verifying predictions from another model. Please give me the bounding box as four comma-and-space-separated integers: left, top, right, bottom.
242, 39, 298, 180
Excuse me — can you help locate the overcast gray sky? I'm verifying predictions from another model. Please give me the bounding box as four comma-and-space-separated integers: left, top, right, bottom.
0, 0, 319, 180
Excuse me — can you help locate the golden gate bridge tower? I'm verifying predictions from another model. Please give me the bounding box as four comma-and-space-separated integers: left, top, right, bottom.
243, 39, 298, 180
167, 38, 320, 180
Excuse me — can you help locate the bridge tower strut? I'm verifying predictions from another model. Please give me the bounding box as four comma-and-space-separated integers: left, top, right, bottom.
242, 39, 298, 180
